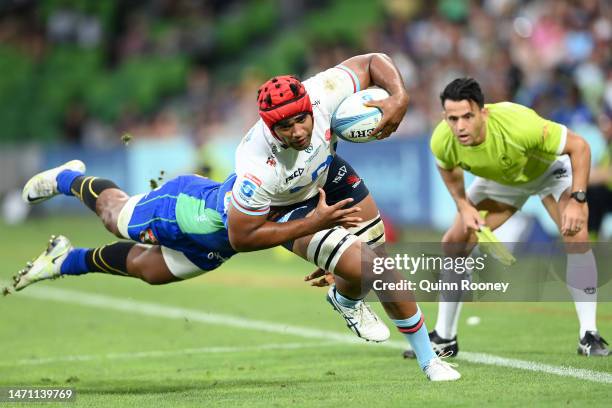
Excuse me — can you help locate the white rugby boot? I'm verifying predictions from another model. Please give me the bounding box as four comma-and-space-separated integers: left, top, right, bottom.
22, 160, 85, 204
12, 235, 72, 291
326, 285, 390, 342
423, 356, 461, 381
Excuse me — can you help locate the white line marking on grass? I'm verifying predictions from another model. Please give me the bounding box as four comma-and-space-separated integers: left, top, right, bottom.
5, 284, 612, 384
456, 352, 612, 385
2, 342, 334, 367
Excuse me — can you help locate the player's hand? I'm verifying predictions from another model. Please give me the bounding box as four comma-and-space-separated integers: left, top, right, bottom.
561, 200, 587, 236
364, 92, 409, 140
309, 188, 362, 231
459, 203, 485, 233
304, 268, 335, 287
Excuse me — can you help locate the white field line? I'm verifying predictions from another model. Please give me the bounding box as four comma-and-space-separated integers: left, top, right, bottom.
3, 284, 612, 384
2, 342, 334, 367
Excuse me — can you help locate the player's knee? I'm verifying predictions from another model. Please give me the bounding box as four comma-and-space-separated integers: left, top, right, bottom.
306, 227, 359, 274
442, 228, 471, 256
347, 215, 386, 249
97, 191, 128, 237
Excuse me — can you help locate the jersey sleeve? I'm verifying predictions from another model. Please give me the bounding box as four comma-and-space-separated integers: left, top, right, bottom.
305, 65, 361, 113
231, 171, 274, 216
430, 122, 456, 169
506, 104, 567, 155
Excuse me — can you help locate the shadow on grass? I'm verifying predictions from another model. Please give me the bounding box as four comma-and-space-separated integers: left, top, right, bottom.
75, 378, 330, 395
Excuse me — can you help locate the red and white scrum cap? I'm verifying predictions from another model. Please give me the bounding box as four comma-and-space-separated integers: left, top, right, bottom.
257, 75, 312, 136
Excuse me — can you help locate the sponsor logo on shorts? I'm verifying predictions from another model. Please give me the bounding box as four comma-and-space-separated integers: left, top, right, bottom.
552, 168, 568, 179
139, 228, 158, 245
332, 165, 347, 183
347, 174, 362, 189
207, 251, 229, 263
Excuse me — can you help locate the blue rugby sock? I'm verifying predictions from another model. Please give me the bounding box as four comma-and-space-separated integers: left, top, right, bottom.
392, 308, 436, 370
60, 248, 90, 275
56, 170, 83, 196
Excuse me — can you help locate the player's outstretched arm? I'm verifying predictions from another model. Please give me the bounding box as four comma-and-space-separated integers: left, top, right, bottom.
340, 53, 409, 140
227, 189, 362, 252
437, 165, 484, 232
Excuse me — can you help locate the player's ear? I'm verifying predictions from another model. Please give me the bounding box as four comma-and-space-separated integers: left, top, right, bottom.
481, 107, 488, 119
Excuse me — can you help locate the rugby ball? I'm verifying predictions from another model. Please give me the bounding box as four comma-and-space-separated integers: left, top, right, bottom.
331, 88, 390, 143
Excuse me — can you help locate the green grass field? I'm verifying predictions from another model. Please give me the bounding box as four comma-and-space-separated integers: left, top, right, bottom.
1, 216, 611, 407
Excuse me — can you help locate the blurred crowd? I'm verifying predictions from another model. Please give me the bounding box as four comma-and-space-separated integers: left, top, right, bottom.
1, 0, 610, 147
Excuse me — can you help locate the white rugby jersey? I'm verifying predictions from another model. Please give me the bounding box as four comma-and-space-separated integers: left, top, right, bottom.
231, 65, 361, 216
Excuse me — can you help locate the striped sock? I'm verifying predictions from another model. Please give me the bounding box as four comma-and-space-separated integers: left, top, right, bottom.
85, 242, 134, 276
392, 307, 436, 370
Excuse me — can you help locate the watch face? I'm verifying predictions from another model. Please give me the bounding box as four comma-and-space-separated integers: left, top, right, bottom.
573, 191, 587, 202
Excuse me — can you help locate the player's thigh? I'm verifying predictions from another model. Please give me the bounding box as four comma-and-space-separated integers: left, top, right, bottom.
443, 199, 515, 238
127, 244, 181, 284
96, 189, 130, 236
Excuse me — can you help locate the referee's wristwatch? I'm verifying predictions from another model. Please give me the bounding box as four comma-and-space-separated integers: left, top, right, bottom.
570, 190, 587, 203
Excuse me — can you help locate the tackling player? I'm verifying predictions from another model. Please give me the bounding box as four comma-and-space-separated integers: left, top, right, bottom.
404, 78, 608, 358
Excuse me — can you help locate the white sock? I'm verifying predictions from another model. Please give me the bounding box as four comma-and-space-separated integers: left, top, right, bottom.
566, 250, 598, 338
435, 301, 463, 339
434, 260, 471, 340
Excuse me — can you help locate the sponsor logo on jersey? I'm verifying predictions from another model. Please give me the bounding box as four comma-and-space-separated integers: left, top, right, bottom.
289, 155, 333, 193
285, 168, 304, 183
500, 154, 513, 168
305, 144, 314, 153
304, 146, 322, 164
332, 165, 347, 183
271, 145, 279, 155
239, 176, 259, 201
312, 99, 320, 107
325, 128, 332, 141
347, 174, 362, 189
266, 156, 277, 167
